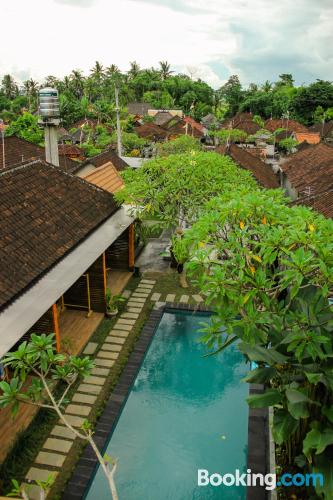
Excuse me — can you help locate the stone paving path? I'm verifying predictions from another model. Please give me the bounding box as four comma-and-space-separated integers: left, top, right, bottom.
23, 277, 203, 498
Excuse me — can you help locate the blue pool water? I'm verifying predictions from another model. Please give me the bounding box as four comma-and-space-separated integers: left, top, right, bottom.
85, 310, 249, 500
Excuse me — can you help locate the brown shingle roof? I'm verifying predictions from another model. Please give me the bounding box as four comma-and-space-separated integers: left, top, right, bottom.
309, 121, 333, 139
82, 162, 124, 193
78, 147, 129, 172
265, 118, 308, 134
280, 143, 333, 195
294, 188, 333, 219
134, 123, 169, 140
127, 102, 150, 116
222, 144, 280, 189
0, 160, 119, 311
294, 132, 320, 145
0, 136, 79, 173
153, 111, 173, 126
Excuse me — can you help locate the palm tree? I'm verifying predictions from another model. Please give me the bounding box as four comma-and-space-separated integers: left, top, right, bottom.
44, 75, 59, 88
90, 61, 104, 82
159, 61, 173, 80
106, 64, 120, 77
70, 70, 85, 99
262, 80, 272, 93
128, 61, 140, 79
1, 74, 18, 99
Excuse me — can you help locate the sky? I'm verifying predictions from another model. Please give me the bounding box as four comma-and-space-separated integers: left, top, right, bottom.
1, 0, 332, 89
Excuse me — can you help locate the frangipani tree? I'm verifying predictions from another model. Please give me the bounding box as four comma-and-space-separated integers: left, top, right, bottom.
173, 189, 333, 498
0, 334, 118, 500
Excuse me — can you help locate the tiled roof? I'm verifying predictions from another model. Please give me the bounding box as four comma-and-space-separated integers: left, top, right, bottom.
294, 132, 320, 145
134, 123, 169, 140
309, 121, 333, 139
294, 188, 333, 219
78, 147, 129, 172
0, 135, 79, 173
183, 116, 205, 134
58, 144, 85, 157
265, 118, 308, 133
153, 111, 173, 126
0, 160, 119, 311
82, 162, 124, 193
219, 144, 280, 189
280, 143, 333, 195
220, 112, 260, 135
127, 102, 150, 116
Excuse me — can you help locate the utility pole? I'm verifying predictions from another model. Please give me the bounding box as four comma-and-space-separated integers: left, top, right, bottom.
0, 119, 5, 169
115, 85, 122, 156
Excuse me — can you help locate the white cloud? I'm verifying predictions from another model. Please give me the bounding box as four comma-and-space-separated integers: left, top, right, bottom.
0, 0, 332, 87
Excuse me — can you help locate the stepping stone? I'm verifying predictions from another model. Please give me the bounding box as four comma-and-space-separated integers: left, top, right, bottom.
121, 312, 139, 319
141, 279, 156, 284
84, 375, 106, 385
108, 330, 128, 338
154, 301, 166, 309
77, 383, 102, 394
106, 336, 125, 344
82, 342, 98, 355
180, 295, 189, 303
137, 284, 154, 289
35, 451, 66, 468
26, 467, 58, 482
166, 294, 176, 302
122, 290, 131, 298
94, 357, 115, 367
117, 318, 136, 325
91, 367, 109, 376
128, 297, 146, 303
193, 294, 204, 303
43, 437, 72, 453
62, 414, 85, 427
21, 483, 48, 500
127, 307, 142, 314
113, 323, 132, 331
51, 425, 76, 440
72, 393, 97, 404
151, 293, 161, 301
98, 350, 119, 359
127, 303, 144, 310
102, 343, 122, 352
66, 404, 91, 417
132, 293, 149, 298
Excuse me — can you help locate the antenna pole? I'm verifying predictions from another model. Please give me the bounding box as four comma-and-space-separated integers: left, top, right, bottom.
115, 85, 122, 156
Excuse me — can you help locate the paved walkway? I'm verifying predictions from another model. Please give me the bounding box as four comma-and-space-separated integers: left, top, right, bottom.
22, 278, 203, 498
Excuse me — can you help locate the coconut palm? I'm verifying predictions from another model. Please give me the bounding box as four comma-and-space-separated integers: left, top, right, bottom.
128, 61, 140, 79
1, 74, 18, 99
159, 61, 173, 80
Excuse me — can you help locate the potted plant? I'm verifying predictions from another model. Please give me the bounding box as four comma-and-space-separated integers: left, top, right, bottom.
105, 288, 125, 317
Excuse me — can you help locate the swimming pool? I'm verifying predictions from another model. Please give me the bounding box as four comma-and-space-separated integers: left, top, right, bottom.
85, 309, 249, 500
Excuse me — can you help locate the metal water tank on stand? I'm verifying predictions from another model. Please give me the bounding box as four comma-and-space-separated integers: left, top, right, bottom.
38, 87, 60, 166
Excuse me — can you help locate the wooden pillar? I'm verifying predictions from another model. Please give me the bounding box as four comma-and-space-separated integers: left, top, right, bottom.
52, 303, 61, 353
128, 223, 135, 270
102, 252, 107, 294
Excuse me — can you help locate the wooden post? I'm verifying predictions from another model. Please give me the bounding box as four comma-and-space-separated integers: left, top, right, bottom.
128, 223, 135, 270
52, 303, 61, 353
102, 252, 107, 294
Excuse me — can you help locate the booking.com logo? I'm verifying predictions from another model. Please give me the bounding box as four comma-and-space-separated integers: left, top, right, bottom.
198, 469, 324, 491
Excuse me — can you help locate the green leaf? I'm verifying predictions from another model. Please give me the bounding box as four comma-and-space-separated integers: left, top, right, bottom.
303, 428, 333, 459
285, 388, 309, 404
312, 452, 333, 499
242, 367, 276, 384
273, 409, 298, 445
239, 343, 288, 365
247, 388, 282, 408
322, 407, 333, 424
305, 372, 322, 384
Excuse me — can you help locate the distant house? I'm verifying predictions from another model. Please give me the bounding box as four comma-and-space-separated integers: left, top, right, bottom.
134, 122, 169, 141
220, 112, 260, 136
58, 143, 85, 161
292, 131, 321, 145
74, 147, 129, 177
309, 121, 333, 143
217, 144, 279, 189
264, 118, 308, 134
201, 113, 219, 129
0, 135, 79, 173
153, 111, 173, 126
147, 108, 183, 118
0, 159, 135, 459
183, 116, 206, 136
161, 115, 203, 139
280, 142, 333, 200
82, 161, 125, 194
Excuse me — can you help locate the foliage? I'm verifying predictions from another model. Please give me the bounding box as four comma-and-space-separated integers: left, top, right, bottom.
156, 135, 201, 156
105, 289, 125, 312
5, 112, 43, 145
212, 128, 247, 144
278, 137, 298, 153
116, 151, 257, 229
111, 131, 145, 154
173, 189, 333, 498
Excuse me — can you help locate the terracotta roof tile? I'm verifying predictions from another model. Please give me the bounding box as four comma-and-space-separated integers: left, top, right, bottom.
281, 143, 333, 195
0, 160, 119, 310
294, 132, 320, 145
82, 162, 124, 193
265, 119, 308, 133
0, 136, 79, 173
78, 147, 129, 172
134, 123, 169, 140
217, 144, 280, 189
294, 188, 333, 219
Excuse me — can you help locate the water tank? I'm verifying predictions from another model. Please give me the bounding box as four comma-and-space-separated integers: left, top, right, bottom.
39, 87, 59, 118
